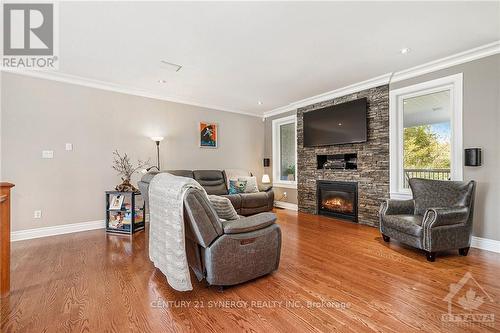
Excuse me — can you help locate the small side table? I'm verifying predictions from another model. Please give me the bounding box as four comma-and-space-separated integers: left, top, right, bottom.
105, 191, 145, 234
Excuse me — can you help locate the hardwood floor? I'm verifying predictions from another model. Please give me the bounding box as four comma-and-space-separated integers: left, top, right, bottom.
1, 209, 499, 332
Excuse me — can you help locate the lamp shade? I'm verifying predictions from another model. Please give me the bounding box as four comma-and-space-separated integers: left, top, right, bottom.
150, 136, 164, 142
262, 174, 271, 184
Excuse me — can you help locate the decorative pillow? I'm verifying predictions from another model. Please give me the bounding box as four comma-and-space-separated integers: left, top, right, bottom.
228, 180, 247, 194
208, 195, 239, 221
225, 169, 251, 189
238, 176, 259, 193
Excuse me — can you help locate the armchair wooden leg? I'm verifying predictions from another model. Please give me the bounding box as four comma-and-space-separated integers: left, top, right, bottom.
382, 234, 390, 242
426, 252, 436, 262
459, 247, 470, 256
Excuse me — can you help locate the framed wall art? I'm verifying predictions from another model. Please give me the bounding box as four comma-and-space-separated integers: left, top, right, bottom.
199, 122, 218, 148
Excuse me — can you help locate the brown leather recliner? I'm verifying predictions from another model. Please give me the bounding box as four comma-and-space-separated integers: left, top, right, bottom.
138, 170, 274, 216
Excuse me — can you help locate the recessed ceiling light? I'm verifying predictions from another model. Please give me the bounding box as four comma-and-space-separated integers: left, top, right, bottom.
158, 79, 166, 84
258, 101, 263, 105
400, 48, 411, 55
338, 123, 342, 126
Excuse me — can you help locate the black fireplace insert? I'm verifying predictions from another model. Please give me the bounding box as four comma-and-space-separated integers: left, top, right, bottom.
317, 180, 358, 222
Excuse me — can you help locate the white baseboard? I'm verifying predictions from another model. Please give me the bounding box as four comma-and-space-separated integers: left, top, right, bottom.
10, 218, 499, 254
274, 201, 298, 211
471, 236, 500, 253
11, 220, 105, 242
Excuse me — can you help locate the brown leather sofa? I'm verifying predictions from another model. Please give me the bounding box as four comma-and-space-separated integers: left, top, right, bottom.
138, 170, 274, 216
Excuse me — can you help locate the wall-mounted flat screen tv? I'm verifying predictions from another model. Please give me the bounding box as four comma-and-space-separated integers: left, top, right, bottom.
303, 97, 367, 147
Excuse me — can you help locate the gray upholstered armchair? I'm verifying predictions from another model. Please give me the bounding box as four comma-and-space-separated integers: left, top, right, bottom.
379, 178, 476, 262
183, 188, 281, 287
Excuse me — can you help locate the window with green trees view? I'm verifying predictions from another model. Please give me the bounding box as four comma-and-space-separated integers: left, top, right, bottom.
272, 115, 297, 187
402, 90, 451, 188
404, 123, 451, 169
391, 74, 462, 194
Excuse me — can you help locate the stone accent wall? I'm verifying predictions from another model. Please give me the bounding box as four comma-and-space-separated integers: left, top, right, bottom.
297, 85, 389, 226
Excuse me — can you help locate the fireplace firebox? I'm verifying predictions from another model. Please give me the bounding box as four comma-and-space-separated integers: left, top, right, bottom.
317, 180, 358, 222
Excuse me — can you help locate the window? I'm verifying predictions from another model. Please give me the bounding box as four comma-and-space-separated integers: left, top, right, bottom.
272, 115, 297, 188
390, 74, 463, 197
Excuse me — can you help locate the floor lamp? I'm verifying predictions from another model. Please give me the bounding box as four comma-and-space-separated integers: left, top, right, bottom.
150, 137, 164, 170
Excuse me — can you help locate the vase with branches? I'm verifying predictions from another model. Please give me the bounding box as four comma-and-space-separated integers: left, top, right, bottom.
112, 150, 150, 192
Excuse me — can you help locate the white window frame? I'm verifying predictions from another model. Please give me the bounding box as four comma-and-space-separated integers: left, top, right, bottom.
272, 115, 297, 189
389, 73, 463, 199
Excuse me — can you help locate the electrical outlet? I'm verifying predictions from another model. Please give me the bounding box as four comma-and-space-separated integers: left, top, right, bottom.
33, 210, 42, 219
65, 143, 73, 151
42, 150, 54, 159
283, 192, 288, 199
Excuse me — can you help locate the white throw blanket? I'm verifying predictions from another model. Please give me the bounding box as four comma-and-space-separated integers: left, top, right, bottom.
148, 173, 206, 291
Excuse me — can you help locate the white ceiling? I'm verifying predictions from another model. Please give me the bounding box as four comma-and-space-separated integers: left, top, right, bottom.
53, 2, 500, 116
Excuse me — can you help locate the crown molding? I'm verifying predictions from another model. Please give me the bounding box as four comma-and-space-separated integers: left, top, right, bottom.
263, 73, 392, 118
1, 69, 261, 118
390, 40, 500, 83
264, 40, 500, 118
3, 41, 499, 120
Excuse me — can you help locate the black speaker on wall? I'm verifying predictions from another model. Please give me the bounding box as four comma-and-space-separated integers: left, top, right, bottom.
263, 158, 270, 167
465, 148, 482, 166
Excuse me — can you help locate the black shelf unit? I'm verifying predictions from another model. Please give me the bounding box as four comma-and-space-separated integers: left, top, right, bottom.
317, 153, 358, 170
105, 191, 145, 235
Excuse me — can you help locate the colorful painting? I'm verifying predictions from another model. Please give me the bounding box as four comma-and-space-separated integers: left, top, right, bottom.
199, 122, 218, 148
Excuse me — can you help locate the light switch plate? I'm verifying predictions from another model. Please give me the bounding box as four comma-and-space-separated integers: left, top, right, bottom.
42, 150, 54, 159
65, 143, 73, 151
34, 210, 42, 219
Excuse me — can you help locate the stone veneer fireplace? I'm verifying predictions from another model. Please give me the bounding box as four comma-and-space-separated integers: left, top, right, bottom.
297, 85, 390, 227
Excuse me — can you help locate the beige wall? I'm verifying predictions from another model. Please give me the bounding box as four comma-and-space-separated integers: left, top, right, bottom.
1, 73, 265, 231
391, 54, 500, 241
264, 110, 298, 205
